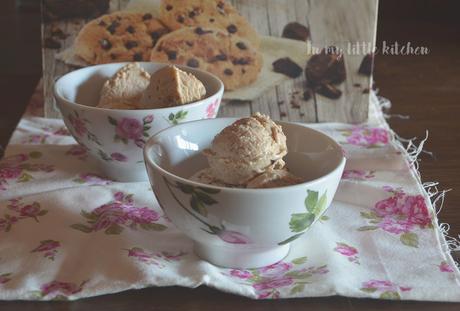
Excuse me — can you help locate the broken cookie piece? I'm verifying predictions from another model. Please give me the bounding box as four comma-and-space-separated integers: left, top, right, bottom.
98, 62, 151, 109
140, 65, 206, 108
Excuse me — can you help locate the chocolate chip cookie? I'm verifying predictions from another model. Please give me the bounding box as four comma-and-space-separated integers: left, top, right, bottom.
159, 0, 260, 48
74, 12, 169, 64
150, 26, 262, 90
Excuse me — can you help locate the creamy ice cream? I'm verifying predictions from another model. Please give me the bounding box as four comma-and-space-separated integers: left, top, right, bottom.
141, 65, 206, 109
97, 63, 206, 109
203, 113, 287, 186
191, 113, 301, 189
246, 168, 302, 189
98, 63, 150, 109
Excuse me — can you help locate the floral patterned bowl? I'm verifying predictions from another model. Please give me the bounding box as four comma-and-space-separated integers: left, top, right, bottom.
54, 62, 224, 181
143, 118, 346, 268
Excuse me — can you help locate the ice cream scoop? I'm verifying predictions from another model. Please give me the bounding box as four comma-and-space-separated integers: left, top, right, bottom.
246, 168, 302, 189
98, 62, 150, 109
203, 113, 288, 186
140, 65, 206, 108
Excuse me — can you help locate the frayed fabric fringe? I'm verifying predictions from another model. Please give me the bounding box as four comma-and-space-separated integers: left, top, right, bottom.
377, 95, 460, 269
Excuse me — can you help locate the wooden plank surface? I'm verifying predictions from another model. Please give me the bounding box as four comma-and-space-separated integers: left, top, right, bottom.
42, 0, 377, 123
307, 0, 377, 123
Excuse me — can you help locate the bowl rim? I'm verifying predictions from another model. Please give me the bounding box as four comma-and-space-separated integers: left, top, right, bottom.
143, 118, 346, 193
53, 61, 225, 112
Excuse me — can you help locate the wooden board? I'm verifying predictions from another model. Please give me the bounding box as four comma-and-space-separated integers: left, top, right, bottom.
42, 0, 378, 123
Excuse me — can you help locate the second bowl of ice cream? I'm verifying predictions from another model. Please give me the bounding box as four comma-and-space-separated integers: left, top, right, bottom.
54, 62, 224, 181
144, 114, 346, 268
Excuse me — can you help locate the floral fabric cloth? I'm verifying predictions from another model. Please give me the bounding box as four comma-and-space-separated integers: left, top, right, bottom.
0, 95, 459, 301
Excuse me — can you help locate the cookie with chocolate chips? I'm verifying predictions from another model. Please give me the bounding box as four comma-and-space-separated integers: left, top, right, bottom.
150, 27, 262, 90
74, 12, 169, 64
159, 0, 260, 48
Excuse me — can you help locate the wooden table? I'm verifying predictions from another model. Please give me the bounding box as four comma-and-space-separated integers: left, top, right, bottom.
0, 0, 459, 309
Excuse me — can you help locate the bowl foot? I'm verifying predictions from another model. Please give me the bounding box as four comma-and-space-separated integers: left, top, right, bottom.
193, 242, 291, 269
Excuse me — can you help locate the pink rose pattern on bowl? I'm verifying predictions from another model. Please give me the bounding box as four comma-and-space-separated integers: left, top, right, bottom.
358, 186, 433, 248
67, 110, 101, 146
226, 257, 329, 299
205, 99, 220, 119
108, 115, 153, 149
70, 192, 168, 235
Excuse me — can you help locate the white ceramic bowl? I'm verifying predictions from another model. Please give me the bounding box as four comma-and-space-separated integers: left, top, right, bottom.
143, 118, 346, 268
54, 62, 224, 181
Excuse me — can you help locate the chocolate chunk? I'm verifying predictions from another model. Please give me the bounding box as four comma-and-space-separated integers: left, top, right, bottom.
195, 27, 213, 35
280, 111, 287, 117
125, 40, 138, 49
272, 57, 303, 78
189, 11, 196, 18
133, 52, 143, 61
224, 68, 234, 75
211, 54, 228, 62
143, 13, 153, 20
217, 1, 225, 9
150, 29, 168, 44
282, 22, 310, 41
305, 47, 346, 86
232, 57, 251, 65
236, 41, 247, 50
126, 25, 135, 34
209, 18, 215, 23
150, 31, 161, 41
110, 53, 117, 60
362, 88, 370, 94
242, 68, 246, 74
98, 20, 107, 27
177, 15, 185, 23
358, 53, 374, 76
99, 38, 112, 50
44, 37, 61, 49
316, 83, 342, 99
166, 50, 177, 60
186, 41, 194, 47
166, 4, 173, 11
303, 89, 312, 101
187, 58, 199, 68
227, 24, 237, 34
107, 21, 120, 34
353, 83, 361, 87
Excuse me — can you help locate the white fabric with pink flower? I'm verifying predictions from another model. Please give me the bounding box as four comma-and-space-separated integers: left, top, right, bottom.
0, 96, 459, 301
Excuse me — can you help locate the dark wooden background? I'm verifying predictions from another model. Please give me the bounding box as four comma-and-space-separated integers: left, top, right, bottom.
0, 0, 459, 309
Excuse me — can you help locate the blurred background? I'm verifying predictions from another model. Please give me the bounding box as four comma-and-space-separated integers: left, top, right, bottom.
0, 0, 459, 237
